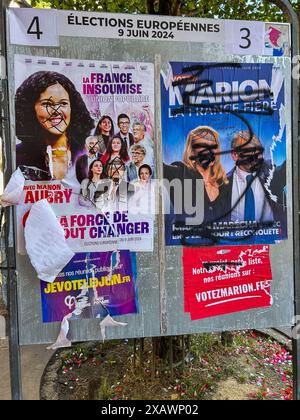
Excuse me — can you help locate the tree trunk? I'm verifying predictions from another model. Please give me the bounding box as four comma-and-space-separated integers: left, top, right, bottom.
155, 335, 184, 363
146, 0, 156, 14
158, 0, 182, 16
221, 331, 234, 347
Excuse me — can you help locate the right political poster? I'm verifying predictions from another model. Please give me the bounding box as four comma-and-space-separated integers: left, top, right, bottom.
161, 61, 287, 247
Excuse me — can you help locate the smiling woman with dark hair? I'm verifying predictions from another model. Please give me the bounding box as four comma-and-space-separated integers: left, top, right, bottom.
94, 115, 115, 154
101, 136, 130, 167
15, 71, 95, 180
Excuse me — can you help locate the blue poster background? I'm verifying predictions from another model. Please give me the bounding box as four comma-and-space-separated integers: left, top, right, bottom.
161, 62, 287, 246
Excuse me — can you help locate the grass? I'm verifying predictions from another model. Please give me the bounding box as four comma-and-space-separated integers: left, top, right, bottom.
55, 331, 293, 400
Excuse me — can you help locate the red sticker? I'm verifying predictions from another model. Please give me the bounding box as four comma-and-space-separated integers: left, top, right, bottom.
183, 246, 273, 319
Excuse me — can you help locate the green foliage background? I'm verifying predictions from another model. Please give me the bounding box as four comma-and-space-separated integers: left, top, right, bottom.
30, 0, 300, 22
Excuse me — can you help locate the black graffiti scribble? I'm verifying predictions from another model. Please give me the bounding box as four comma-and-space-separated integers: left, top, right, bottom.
168, 63, 281, 247
88, 143, 99, 156
44, 96, 68, 134
190, 143, 217, 170
106, 157, 126, 182
203, 261, 244, 271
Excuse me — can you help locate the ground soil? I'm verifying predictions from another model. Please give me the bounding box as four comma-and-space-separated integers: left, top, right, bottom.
41, 331, 293, 401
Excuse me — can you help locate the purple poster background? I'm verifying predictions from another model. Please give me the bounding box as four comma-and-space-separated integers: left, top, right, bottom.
41, 251, 138, 323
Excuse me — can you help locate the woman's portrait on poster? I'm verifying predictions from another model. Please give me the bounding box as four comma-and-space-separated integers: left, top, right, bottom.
94, 115, 115, 154
79, 159, 112, 208
15, 71, 94, 181
164, 125, 229, 224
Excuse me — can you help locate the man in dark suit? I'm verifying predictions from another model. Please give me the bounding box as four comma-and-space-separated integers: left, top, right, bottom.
116, 114, 134, 152
225, 130, 286, 232
75, 136, 101, 184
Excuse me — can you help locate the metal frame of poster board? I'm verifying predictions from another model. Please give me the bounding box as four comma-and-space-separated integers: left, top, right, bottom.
0, 0, 299, 401
0, 0, 22, 400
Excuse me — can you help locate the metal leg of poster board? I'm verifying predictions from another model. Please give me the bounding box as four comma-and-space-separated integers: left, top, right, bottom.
291, 9, 300, 403
0, 0, 23, 400
7, 266, 22, 400
268, 0, 300, 402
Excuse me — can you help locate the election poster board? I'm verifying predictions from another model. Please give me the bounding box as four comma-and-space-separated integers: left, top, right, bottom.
5, 8, 295, 345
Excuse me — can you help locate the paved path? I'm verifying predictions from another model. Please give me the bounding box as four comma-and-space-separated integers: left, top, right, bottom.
0, 337, 53, 400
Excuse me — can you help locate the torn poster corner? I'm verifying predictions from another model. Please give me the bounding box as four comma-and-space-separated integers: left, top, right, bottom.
0, 168, 25, 207
99, 315, 127, 342
47, 313, 72, 350
24, 199, 75, 283
48, 285, 90, 350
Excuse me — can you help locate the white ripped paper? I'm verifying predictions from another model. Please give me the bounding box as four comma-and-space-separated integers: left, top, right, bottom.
0, 168, 25, 207
100, 315, 127, 342
24, 199, 74, 283
271, 65, 285, 105
48, 285, 91, 350
46, 146, 54, 179
47, 313, 72, 350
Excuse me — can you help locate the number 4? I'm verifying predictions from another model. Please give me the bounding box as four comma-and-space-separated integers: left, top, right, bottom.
27, 16, 43, 40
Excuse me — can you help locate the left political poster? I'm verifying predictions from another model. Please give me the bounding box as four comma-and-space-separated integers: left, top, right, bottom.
15, 55, 155, 254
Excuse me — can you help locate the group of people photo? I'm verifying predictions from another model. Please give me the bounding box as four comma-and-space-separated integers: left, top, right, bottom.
76, 114, 154, 210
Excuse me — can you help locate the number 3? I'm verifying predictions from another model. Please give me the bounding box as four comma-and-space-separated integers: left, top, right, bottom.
240, 28, 251, 49
27, 16, 43, 40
